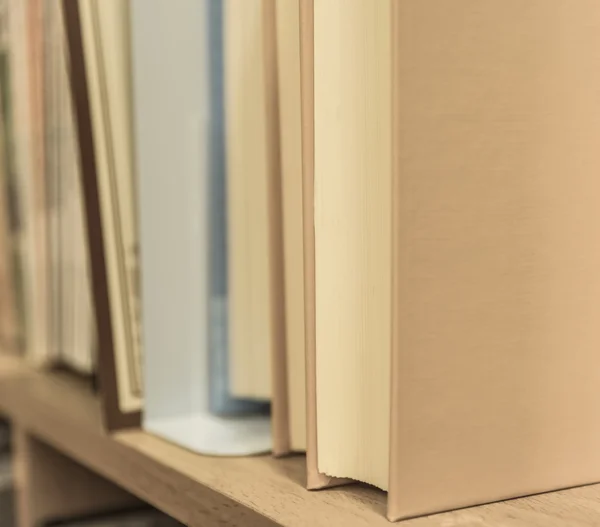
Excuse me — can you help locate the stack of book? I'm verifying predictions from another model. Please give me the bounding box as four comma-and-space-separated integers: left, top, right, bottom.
2, 0, 600, 522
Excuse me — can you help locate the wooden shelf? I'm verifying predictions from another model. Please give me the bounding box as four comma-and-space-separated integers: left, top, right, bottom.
1, 355, 600, 526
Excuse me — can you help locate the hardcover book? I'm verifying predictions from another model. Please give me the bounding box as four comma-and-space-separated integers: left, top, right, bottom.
303, 0, 600, 520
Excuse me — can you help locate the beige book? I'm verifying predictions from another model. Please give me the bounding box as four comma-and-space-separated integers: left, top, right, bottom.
56, 8, 95, 375
77, 0, 142, 410
224, 0, 284, 404
307, 0, 600, 521
18, 0, 50, 366
274, 0, 306, 453
300, 0, 349, 490
26, 0, 48, 365
7, 0, 38, 362
388, 1, 600, 520
0, 1, 17, 352
0, 0, 26, 355
0, 92, 17, 354
56, 9, 77, 372
38, 0, 95, 374
43, 0, 59, 362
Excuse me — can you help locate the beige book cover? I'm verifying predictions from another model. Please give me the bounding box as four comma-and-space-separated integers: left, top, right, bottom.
388, 0, 600, 520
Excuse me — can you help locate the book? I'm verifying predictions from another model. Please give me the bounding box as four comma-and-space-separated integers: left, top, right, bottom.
6, 0, 37, 362
300, 0, 349, 490
6, 0, 52, 368
223, 0, 285, 406
304, 0, 600, 521
273, 0, 307, 453
63, 0, 141, 427
0, 67, 18, 355
78, 0, 142, 408
206, 0, 267, 418
58, 2, 95, 375
0, 0, 26, 356
40, 0, 95, 375
43, 0, 61, 365
0, 100, 18, 355
130, 0, 271, 455
25, 0, 49, 366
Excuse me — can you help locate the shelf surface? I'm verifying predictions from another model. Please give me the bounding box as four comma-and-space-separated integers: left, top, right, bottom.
1, 354, 600, 526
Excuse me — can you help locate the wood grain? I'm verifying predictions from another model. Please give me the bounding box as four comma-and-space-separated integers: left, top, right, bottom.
1, 358, 600, 525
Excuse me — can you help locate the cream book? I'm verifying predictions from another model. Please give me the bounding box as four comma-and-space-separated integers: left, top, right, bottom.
224, 0, 284, 407
0, 0, 26, 355
41, 0, 95, 375
131, 0, 271, 455
304, 0, 600, 521
56, 6, 95, 375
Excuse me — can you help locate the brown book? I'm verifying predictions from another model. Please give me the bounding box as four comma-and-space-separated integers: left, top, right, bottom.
304, 0, 600, 520
77, 0, 142, 407
62, 0, 141, 430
